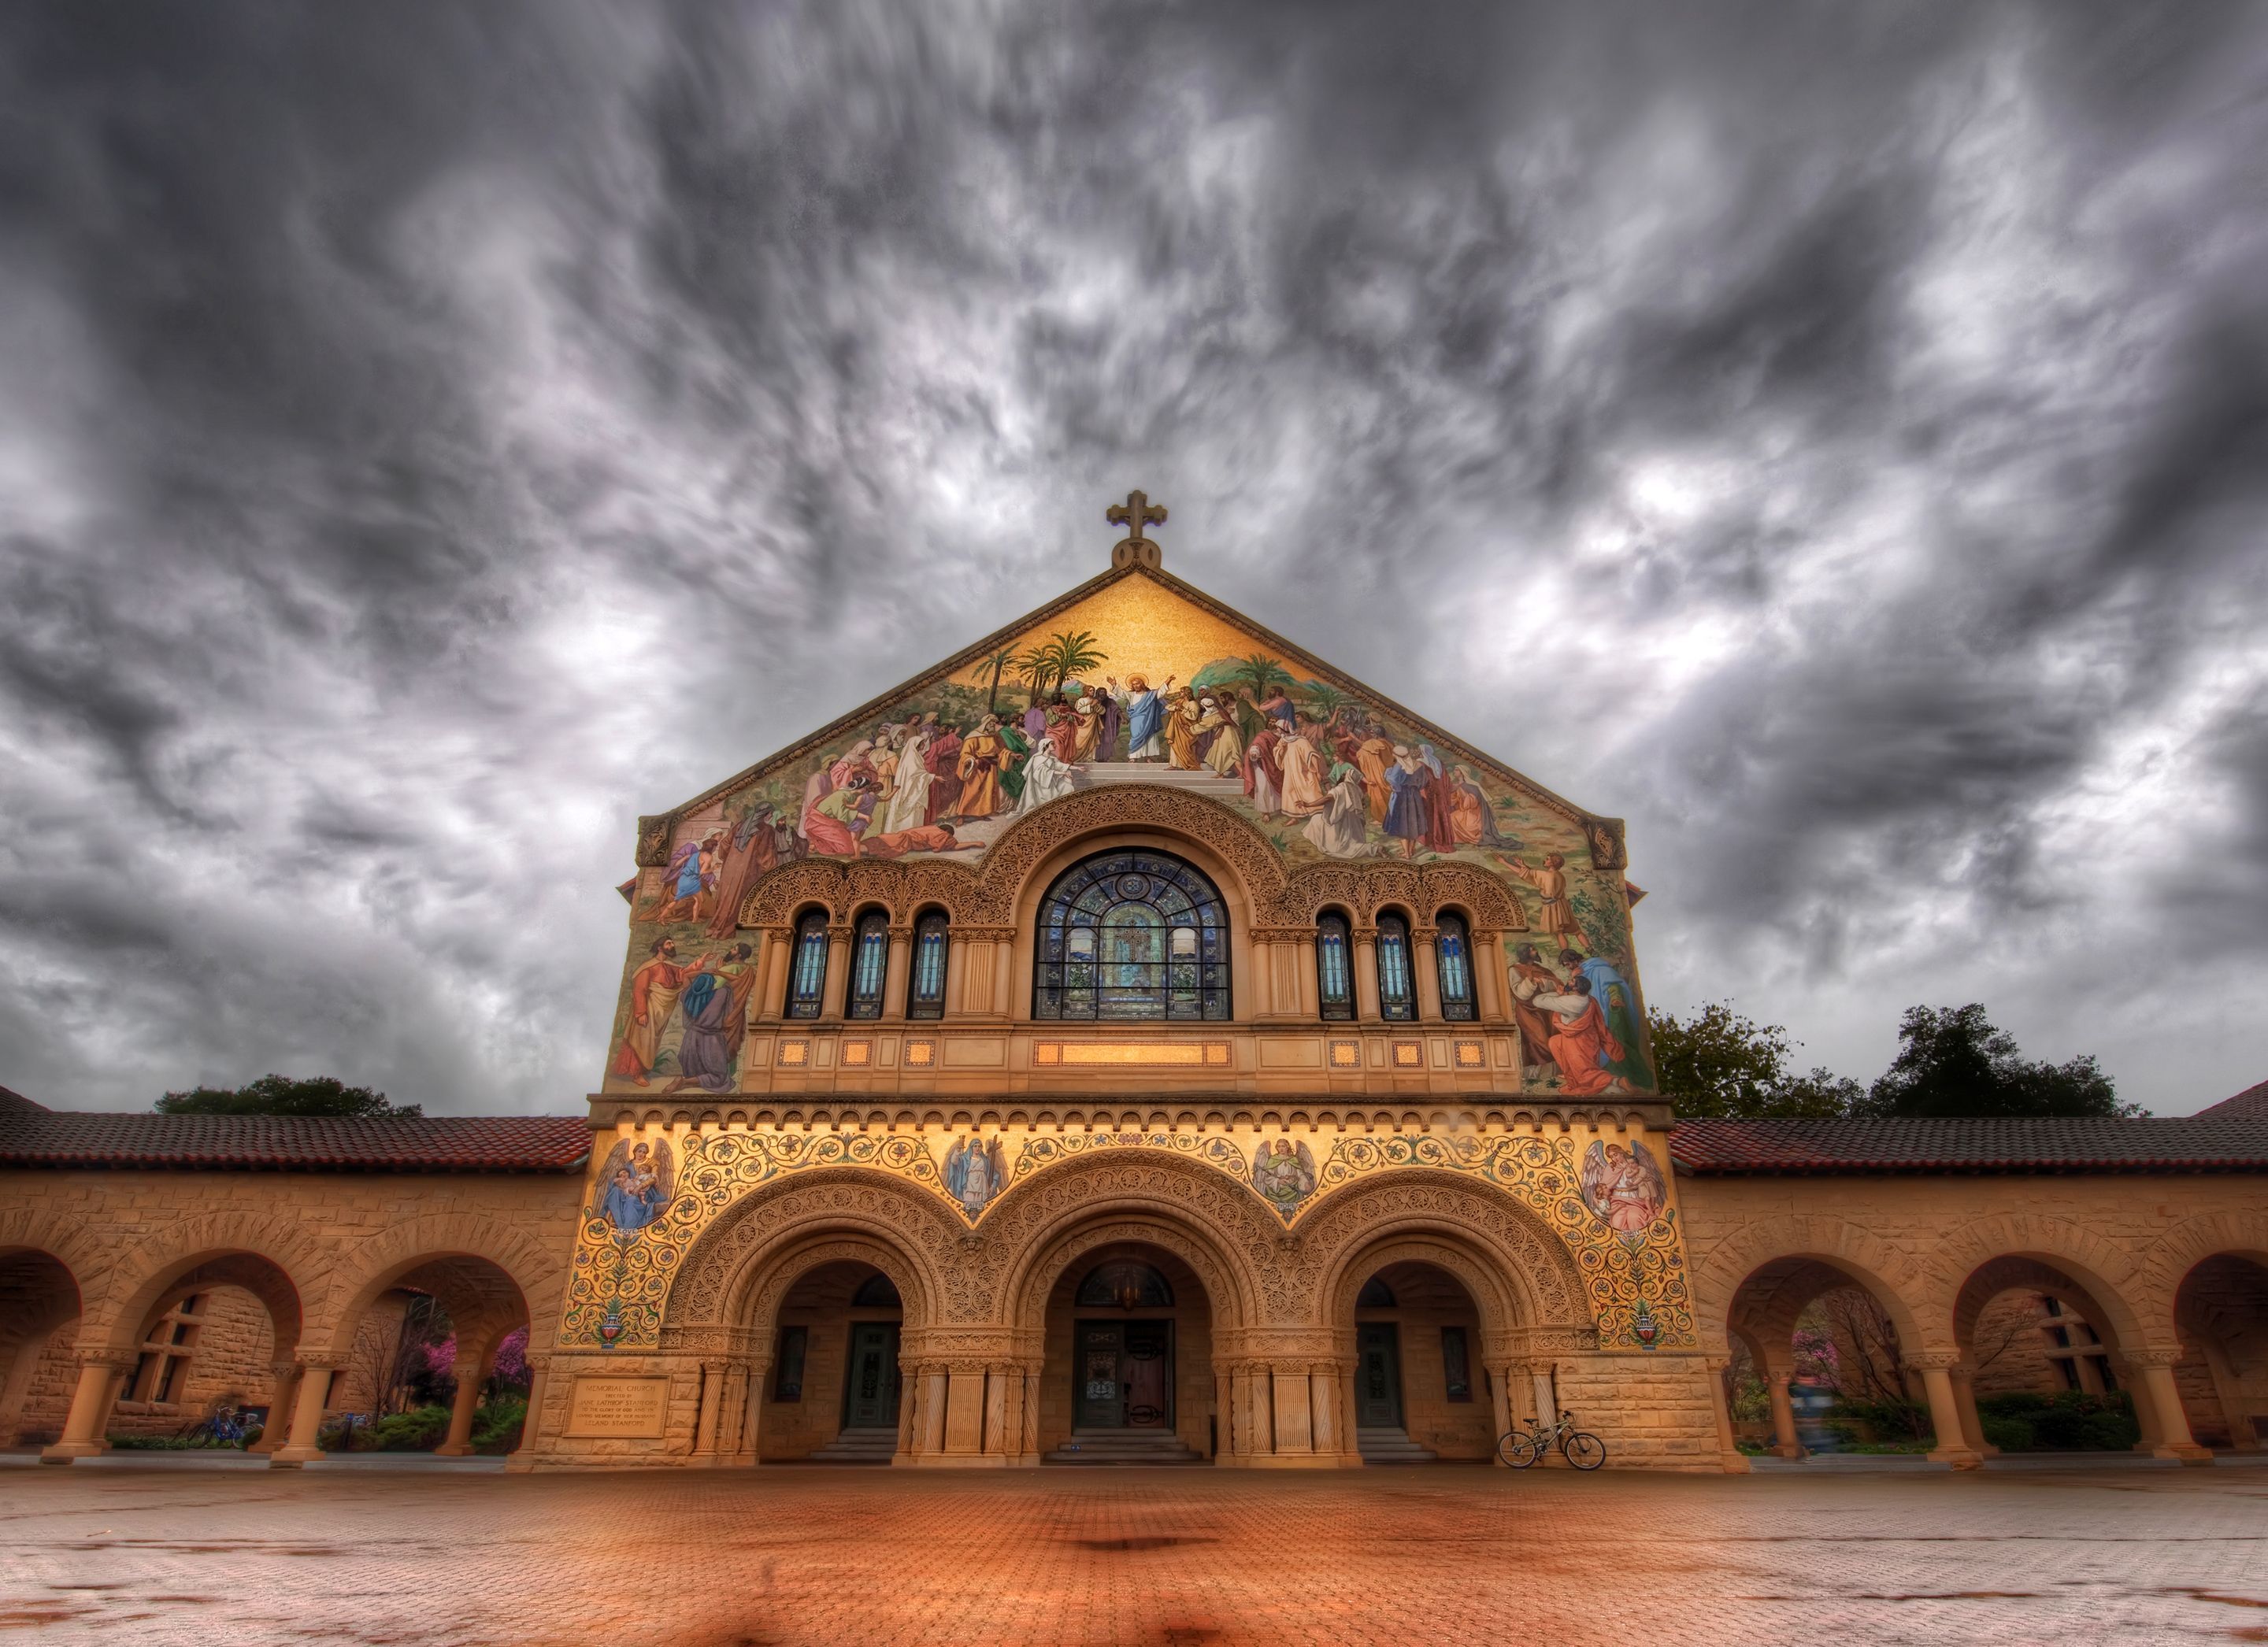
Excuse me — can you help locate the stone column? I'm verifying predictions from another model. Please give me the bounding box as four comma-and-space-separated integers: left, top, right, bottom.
269, 1356, 346, 1467
248, 1361, 300, 1456
1307, 1363, 1343, 1464
1353, 927, 1382, 1021
39, 1352, 135, 1464
1471, 930, 1510, 1023
1907, 1356, 1982, 1470
1767, 1371, 1803, 1459
1214, 1370, 1237, 1463
2123, 1349, 2213, 1464
1263, 1368, 1314, 1464
880, 927, 914, 1022
1485, 1360, 1516, 1467
819, 924, 853, 1020
1703, 1357, 1751, 1474
1949, 1364, 1996, 1457
1529, 1367, 1558, 1433
734, 1354, 771, 1465
1413, 927, 1443, 1020
504, 1351, 552, 1473
941, 1364, 988, 1460
434, 1342, 492, 1458
753, 927, 790, 1020
693, 1360, 727, 1460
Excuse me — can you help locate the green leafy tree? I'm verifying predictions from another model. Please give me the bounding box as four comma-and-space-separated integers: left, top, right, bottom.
1645, 1003, 1860, 1119
1043, 630, 1106, 697
979, 646, 1018, 712
1858, 1004, 2140, 1118
157, 1074, 421, 1119
1014, 645, 1052, 710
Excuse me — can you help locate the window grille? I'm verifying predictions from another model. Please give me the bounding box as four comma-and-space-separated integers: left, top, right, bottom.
1033, 848, 1229, 1021
908, 911, 949, 1020
1377, 912, 1415, 1022
1436, 912, 1475, 1022
847, 910, 889, 1020
1317, 911, 1354, 1021
786, 910, 829, 1020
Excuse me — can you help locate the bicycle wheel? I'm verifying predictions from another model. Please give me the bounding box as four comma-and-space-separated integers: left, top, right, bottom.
1497, 1429, 1541, 1468
1562, 1430, 1607, 1471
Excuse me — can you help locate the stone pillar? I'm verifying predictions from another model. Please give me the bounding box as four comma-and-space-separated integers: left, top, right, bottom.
39, 1352, 135, 1464
1949, 1364, 1996, 1457
1413, 927, 1443, 1021
693, 1360, 727, 1460
1307, 1364, 1343, 1464
734, 1355, 771, 1465
1486, 1361, 1515, 1467
880, 927, 914, 1022
269, 1356, 346, 1467
1529, 1367, 1558, 1432
2123, 1349, 2213, 1464
1263, 1368, 1314, 1463
941, 1365, 988, 1459
1353, 927, 1382, 1021
1767, 1371, 1803, 1459
1908, 1356, 1982, 1470
434, 1347, 490, 1457
819, 925, 853, 1020
1214, 1370, 1237, 1463
1471, 931, 1510, 1024
753, 927, 790, 1020
248, 1361, 300, 1456
1703, 1357, 1751, 1474
504, 1352, 552, 1472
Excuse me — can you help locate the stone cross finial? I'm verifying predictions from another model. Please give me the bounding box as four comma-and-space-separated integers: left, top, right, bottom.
1106, 489, 1168, 568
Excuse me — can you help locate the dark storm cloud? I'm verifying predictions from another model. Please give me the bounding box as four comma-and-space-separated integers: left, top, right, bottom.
2, 0, 2264, 1112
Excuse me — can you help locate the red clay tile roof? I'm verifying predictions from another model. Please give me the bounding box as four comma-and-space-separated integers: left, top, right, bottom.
0, 1111, 591, 1174
1670, 1116, 2268, 1175
2197, 1079, 2268, 1120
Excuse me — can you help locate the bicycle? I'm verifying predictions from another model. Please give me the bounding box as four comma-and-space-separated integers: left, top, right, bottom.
1496, 1408, 1607, 1470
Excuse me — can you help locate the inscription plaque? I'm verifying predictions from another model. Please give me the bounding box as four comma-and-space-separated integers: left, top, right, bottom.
566, 1376, 669, 1438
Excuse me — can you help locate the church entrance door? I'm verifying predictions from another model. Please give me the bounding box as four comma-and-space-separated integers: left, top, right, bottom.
1355, 1324, 1403, 1428
1074, 1320, 1173, 1428
841, 1323, 901, 1430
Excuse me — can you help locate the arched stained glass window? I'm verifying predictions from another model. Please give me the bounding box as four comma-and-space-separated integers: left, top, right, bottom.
847, 910, 889, 1020
1376, 912, 1415, 1022
1317, 911, 1354, 1021
907, 910, 949, 1020
1436, 912, 1475, 1023
786, 909, 830, 1020
1033, 849, 1229, 1021
1075, 1261, 1174, 1308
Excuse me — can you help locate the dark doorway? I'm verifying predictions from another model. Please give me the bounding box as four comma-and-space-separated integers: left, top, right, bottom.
1074, 1319, 1173, 1428
842, 1322, 902, 1430
1356, 1323, 1403, 1427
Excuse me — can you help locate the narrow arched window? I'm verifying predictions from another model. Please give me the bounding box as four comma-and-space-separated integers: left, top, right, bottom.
1317, 911, 1353, 1021
1436, 912, 1475, 1022
847, 910, 889, 1020
1377, 912, 1414, 1022
786, 909, 830, 1020
907, 910, 949, 1020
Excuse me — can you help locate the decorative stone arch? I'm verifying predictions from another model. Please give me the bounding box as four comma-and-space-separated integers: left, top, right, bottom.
1295, 1171, 1592, 1340
306, 1212, 561, 1357
1919, 1214, 2156, 1353
1688, 1212, 1933, 1356
2135, 1209, 2268, 1334
664, 1168, 962, 1335
973, 786, 1290, 929
79, 1208, 330, 1356
980, 1151, 1275, 1332
737, 1234, 932, 1351
0, 1205, 110, 1301
1321, 1236, 1521, 1343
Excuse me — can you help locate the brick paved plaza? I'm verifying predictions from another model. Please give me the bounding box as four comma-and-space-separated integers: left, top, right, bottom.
2, 1463, 2263, 1645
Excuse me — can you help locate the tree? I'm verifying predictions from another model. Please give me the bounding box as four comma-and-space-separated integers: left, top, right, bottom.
1644, 1003, 1861, 1119
157, 1074, 421, 1119
1233, 653, 1294, 701
1014, 645, 1052, 710
1858, 1004, 2140, 1118
979, 646, 1018, 712
1042, 629, 1106, 696
1300, 682, 1343, 722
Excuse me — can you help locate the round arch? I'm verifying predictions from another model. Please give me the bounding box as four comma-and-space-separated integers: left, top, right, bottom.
979, 1150, 1275, 1334
309, 1212, 559, 1358
2134, 1210, 2268, 1334
1688, 1212, 1933, 1356
81, 1209, 328, 1357
663, 1168, 962, 1336
1919, 1215, 2157, 1353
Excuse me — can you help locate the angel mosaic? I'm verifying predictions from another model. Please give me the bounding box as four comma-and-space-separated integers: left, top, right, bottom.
1251, 1138, 1317, 1220
1579, 1140, 1666, 1238
594, 1137, 676, 1235
943, 1134, 1008, 1219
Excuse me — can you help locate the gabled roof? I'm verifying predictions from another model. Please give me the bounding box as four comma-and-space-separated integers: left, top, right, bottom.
642, 561, 1618, 857
2197, 1079, 2268, 1119
1670, 1116, 2268, 1176
0, 1110, 591, 1174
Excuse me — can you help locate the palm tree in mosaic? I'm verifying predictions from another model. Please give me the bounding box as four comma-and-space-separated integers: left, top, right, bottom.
1016, 644, 1054, 711
1300, 681, 1344, 722
1035, 630, 1107, 701
980, 646, 1018, 713
1234, 653, 1295, 702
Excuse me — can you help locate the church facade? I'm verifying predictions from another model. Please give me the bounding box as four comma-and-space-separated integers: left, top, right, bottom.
6, 509, 2266, 1472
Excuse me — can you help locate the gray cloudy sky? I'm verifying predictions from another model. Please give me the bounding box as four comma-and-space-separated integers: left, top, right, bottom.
2, 2, 2264, 1115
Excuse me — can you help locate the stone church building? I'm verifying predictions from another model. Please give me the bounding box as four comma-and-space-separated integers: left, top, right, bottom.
6, 509, 2266, 1471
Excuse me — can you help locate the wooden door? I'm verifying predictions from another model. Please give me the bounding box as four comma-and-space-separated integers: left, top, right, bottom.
1075, 1320, 1176, 1427
1122, 1321, 1172, 1427
842, 1323, 901, 1429
1077, 1321, 1125, 1428
1356, 1323, 1403, 1427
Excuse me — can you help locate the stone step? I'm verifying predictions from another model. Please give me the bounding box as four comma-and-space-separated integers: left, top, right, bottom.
1356, 1427, 1440, 1464
806, 1427, 899, 1464
1070, 764, 1243, 796
1044, 1428, 1206, 1466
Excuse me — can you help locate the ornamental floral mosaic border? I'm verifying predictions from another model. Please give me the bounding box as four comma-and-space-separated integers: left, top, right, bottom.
561, 1129, 1693, 1351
